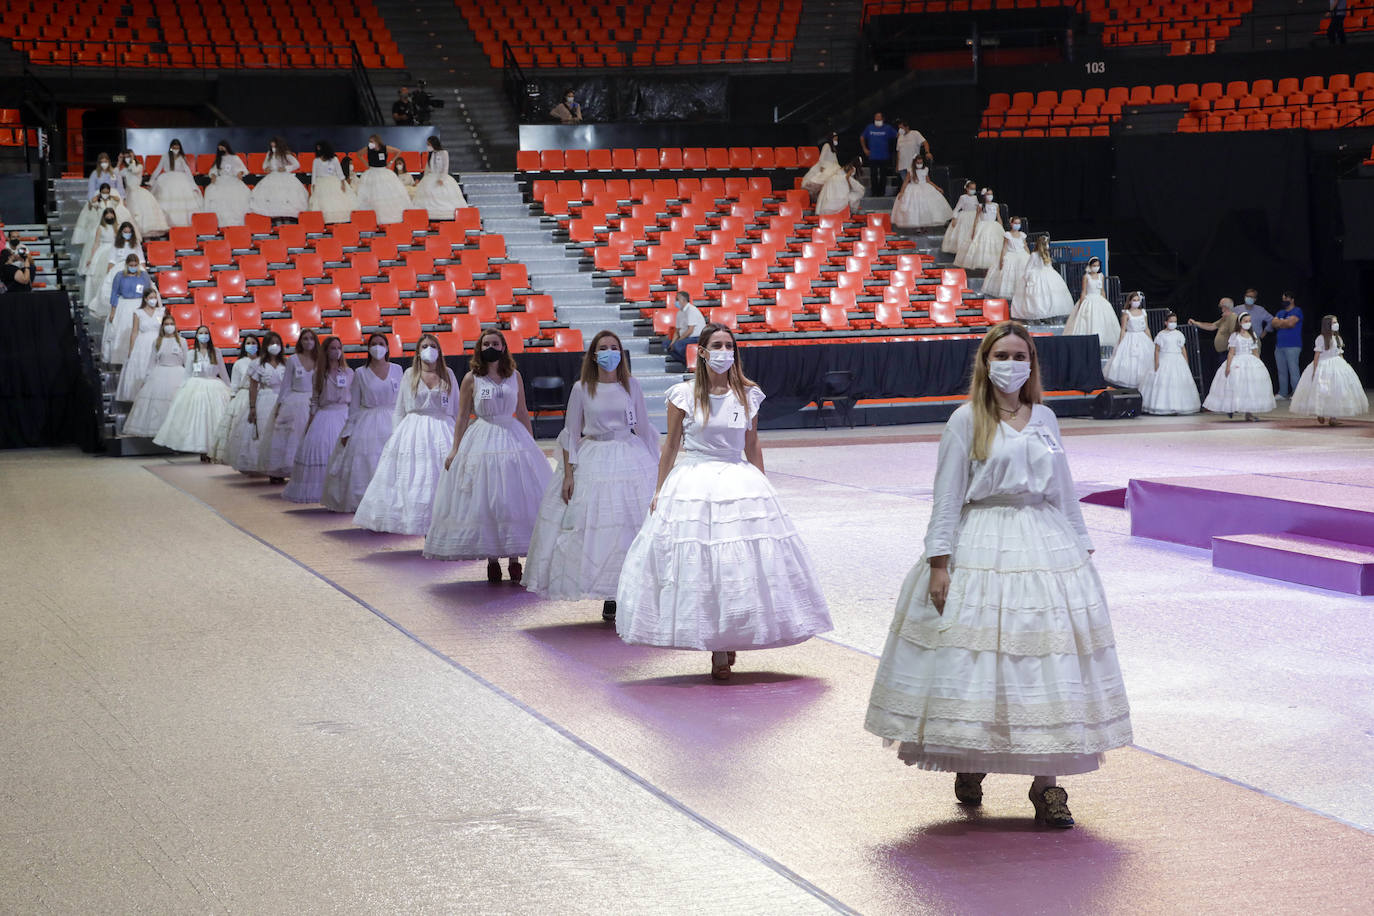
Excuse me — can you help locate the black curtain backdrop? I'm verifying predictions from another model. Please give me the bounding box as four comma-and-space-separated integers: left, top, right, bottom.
529, 76, 730, 123
970, 138, 1114, 231
0, 291, 102, 450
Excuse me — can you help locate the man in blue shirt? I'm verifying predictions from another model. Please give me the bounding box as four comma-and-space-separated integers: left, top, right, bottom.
1271, 291, 1303, 399
859, 112, 899, 197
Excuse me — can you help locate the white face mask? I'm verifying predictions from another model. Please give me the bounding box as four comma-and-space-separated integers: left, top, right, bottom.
874, 119, 883, 127
122, 231, 133, 239
369, 141, 378, 150
1240, 321, 1252, 330
369, 344, 388, 360
162, 325, 176, 334
899, 127, 907, 135
1166, 321, 1177, 330
705, 349, 735, 374
267, 343, 282, 355
1331, 322, 1340, 332
1011, 222, 1021, 230
1130, 300, 1142, 309
1088, 264, 1099, 272
1244, 296, 1255, 305
245, 343, 259, 356
565, 96, 574, 104
196, 333, 211, 343
987, 359, 1031, 394
419, 346, 438, 363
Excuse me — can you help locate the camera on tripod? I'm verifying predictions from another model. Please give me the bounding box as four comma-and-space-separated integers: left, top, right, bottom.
412, 80, 444, 125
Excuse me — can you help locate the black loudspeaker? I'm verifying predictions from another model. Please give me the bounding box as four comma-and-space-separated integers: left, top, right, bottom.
1091, 387, 1141, 420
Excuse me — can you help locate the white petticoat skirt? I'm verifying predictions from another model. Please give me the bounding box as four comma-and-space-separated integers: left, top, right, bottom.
1203, 353, 1275, 415
355, 168, 412, 226
264, 390, 312, 478
228, 388, 280, 473
892, 182, 953, 229
525, 436, 657, 600
1140, 353, 1201, 415
1289, 354, 1369, 419
321, 406, 395, 513
423, 417, 553, 560
864, 498, 1133, 775
126, 185, 170, 237
615, 451, 833, 651
1012, 264, 1074, 320
412, 172, 468, 221
353, 411, 455, 535
114, 328, 161, 401
1103, 329, 1154, 388
981, 248, 1028, 301
309, 178, 355, 224
955, 220, 1002, 270
1063, 293, 1119, 347
250, 172, 308, 219
204, 175, 252, 226
152, 172, 202, 227
103, 297, 145, 366
153, 377, 230, 453
282, 403, 350, 503
941, 209, 975, 255
211, 387, 250, 463
123, 364, 186, 437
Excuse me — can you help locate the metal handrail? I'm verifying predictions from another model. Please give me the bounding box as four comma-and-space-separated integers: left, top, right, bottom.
351, 42, 384, 126
502, 41, 530, 122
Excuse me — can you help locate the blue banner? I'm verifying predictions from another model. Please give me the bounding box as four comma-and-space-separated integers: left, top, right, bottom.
1050, 238, 1109, 275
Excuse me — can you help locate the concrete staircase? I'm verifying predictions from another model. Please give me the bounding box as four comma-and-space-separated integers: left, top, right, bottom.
462, 172, 681, 428
793, 0, 864, 71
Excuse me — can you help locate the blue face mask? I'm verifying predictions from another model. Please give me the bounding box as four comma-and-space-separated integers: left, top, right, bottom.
595, 349, 621, 372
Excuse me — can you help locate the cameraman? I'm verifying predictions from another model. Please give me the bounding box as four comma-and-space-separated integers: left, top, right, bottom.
392, 87, 416, 126
0, 246, 33, 293
411, 81, 440, 126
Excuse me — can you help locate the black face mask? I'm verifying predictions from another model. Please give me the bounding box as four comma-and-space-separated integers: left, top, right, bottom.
480, 347, 502, 363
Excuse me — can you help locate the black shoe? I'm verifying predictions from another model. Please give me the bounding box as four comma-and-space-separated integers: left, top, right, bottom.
1029, 785, 1075, 828
486, 559, 502, 583
507, 558, 522, 584
602, 600, 617, 621
954, 772, 986, 805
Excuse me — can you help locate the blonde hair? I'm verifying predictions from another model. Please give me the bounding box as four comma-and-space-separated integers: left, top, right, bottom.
968, 321, 1043, 462
691, 324, 756, 421
410, 333, 452, 393
1033, 235, 1052, 264
580, 329, 631, 397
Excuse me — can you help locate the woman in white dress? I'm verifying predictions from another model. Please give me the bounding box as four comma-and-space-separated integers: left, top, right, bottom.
149, 139, 201, 227
73, 179, 132, 248
391, 157, 417, 198
1062, 257, 1119, 349
118, 150, 169, 239
616, 323, 834, 681
104, 253, 155, 366
250, 137, 307, 220
229, 331, 289, 474
801, 133, 842, 197
261, 327, 318, 483
1012, 235, 1074, 321
891, 162, 953, 229
424, 329, 551, 582
941, 180, 980, 255
113, 288, 165, 400
284, 336, 353, 503
816, 159, 865, 216
1290, 315, 1368, 425
308, 141, 354, 224
79, 209, 119, 311
955, 189, 1004, 271
1202, 312, 1275, 421
154, 325, 231, 458
354, 134, 412, 225
322, 333, 402, 513
524, 331, 659, 618
353, 333, 460, 535
123, 317, 188, 437
1102, 292, 1154, 388
864, 321, 1132, 828
90, 221, 144, 313
210, 336, 259, 463
981, 217, 1029, 300
412, 136, 468, 220
203, 140, 252, 227
1140, 312, 1201, 415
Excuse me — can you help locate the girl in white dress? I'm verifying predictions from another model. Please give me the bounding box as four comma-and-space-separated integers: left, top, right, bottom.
262, 327, 318, 483
203, 140, 252, 227
955, 189, 1004, 271
1290, 315, 1368, 425
250, 137, 307, 220
354, 134, 412, 225
114, 288, 165, 399
154, 325, 231, 457
308, 141, 354, 224
891, 162, 953, 229
322, 333, 402, 513
1202, 312, 1275, 421
1062, 258, 1119, 349
118, 150, 169, 239
149, 139, 201, 227
103, 252, 154, 365
941, 180, 979, 255
354, 334, 460, 535
801, 134, 842, 197
391, 157, 417, 198
412, 136, 468, 220
79, 210, 119, 311
123, 317, 188, 437
1102, 292, 1154, 388
816, 159, 865, 216
616, 323, 834, 681
1012, 236, 1074, 321
210, 336, 259, 463
230, 331, 288, 473
981, 217, 1029, 300
864, 321, 1132, 828
91, 221, 144, 313
73, 178, 132, 248
284, 336, 353, 503
1140, 312, 1201, 415
425, 330, 552, 582
524, 331, 660, 618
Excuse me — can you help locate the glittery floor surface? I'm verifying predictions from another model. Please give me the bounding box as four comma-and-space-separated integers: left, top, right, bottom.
3, 410, 1372, 915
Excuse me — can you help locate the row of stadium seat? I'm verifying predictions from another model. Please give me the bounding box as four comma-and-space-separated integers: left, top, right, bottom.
516, 147, 821, 173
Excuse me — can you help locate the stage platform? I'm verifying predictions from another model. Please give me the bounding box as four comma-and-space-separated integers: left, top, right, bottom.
1128, 470, 1374, 594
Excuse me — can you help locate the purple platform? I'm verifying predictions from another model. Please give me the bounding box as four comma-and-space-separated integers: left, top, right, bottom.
1212, 534, 1374, 595
1081, 487, 1127, 509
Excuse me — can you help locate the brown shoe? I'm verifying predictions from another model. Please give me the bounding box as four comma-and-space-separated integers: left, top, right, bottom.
710, 651, 732, 681
954, 772, 986, 805
507, 558, 522, 584
1029, 785, 1074, 828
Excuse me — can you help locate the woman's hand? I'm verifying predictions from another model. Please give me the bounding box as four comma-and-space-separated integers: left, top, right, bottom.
649, 494, 658, 513
928, 567, 951, 614
561, 474, 574, 504
444, 450, 458, 471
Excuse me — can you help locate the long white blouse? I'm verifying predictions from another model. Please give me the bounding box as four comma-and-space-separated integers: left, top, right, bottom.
210, 154, 248, 180
340, 362, 403, 437
425, 149, 450, 175
564, 378, 660, 464
150, 154, 195, 179
395, 367, 461, 421
263, 153, 300, 173
925, 403, 1091, 558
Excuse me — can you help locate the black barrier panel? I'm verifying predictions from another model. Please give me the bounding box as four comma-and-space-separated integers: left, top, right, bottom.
523, 76, 731, 124
124, 126, 442, 158
519, 123, 813, 152
0, 291, 101, 449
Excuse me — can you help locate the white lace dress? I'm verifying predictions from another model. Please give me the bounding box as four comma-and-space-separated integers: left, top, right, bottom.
308, 157, 354, 224
154, 349, 232, 453
1103, 311, 1154, 388
891, 166, 953, 228
149, 155, 202, 226
801, 142, 842, 195
1063, 272, 1119, 346
941, 192, 979, 255
262, 354, 315, 478
322, 363, 403, 513
981, 232, 1029, 300
120, 162, 169, 238
203, 154, 252, 226
210, 356, 257, 463
955, 202, 1003, 271
864, 403, 1133, 775
123, 339, 189, 437
228, 360, 287, 473
1203, 333, 1276, 415
411, 149, 468, 220
113, 305, 165, 399
1140, 328, 1201, 415
1290, 336, 1369, 419
283, 367, 354, 503
1012, 254, 1074, 320
250, 153, 307, 219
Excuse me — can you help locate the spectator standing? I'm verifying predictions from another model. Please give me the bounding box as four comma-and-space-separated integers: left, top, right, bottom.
392, 88, 416, 126
550, 89, 583, 124
0, 248, 33, 293
1188, 297, 1239, 391
1329, 0, 1348, 45
894, 120, 930, 179
1271, 292, 1303, 400
859, 112, 899, 196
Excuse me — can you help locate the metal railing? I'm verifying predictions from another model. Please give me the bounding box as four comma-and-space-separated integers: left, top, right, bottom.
350, 43, 384, 127
502, 42, 531, 123
11, 37, 361, 77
